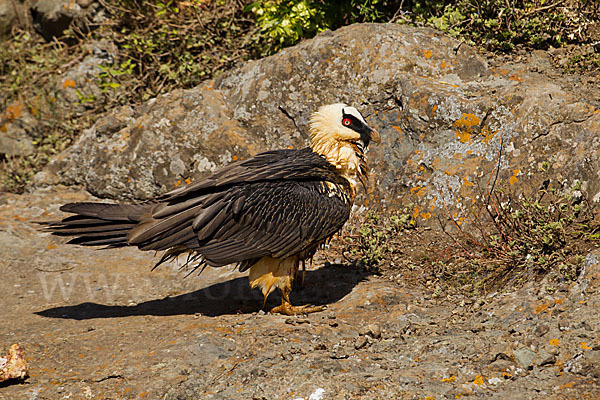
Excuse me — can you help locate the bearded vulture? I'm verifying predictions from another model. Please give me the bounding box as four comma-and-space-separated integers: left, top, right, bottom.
46, 103, 380, 315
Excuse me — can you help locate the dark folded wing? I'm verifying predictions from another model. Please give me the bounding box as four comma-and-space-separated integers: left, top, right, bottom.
194, 179, 352, 268
129, 179, 352, 269
158, 147, 347, 203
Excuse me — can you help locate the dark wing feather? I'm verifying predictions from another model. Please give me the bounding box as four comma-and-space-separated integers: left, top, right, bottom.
46, 148, 352, 269
158, 148, 347, 202
192, 179, 352, 269
45, 203, 151, 247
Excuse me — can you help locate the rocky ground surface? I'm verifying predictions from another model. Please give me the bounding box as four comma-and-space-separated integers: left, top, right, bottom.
1, 187, 600, 400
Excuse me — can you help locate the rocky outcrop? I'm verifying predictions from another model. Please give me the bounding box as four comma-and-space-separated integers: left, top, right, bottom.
39, 23, 600, 221
0, 0, 103, 39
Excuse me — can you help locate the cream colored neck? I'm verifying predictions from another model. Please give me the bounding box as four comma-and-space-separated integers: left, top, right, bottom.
310, 137, 360, 196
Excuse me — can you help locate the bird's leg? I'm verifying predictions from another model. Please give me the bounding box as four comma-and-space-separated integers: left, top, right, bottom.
269, 287, 324, 315
294, 259, 306, 289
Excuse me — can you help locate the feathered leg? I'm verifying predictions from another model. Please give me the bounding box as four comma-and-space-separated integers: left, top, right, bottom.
249, 256, 324, 315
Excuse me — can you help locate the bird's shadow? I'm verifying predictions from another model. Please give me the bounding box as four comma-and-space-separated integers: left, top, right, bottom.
35, 264, 371, 319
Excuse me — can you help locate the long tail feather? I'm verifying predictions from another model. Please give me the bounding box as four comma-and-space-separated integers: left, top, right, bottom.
44, 202, 150, 248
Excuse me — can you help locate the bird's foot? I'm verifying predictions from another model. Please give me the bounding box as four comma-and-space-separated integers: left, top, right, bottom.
269, 302, 324, 315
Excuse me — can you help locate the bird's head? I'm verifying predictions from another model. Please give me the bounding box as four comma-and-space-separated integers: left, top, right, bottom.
308, 103, 380, 188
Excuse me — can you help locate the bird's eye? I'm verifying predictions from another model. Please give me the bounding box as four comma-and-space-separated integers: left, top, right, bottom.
342, 118, 351, 126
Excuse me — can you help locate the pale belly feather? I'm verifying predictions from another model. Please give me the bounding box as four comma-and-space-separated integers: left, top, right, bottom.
248, 256, 298, 301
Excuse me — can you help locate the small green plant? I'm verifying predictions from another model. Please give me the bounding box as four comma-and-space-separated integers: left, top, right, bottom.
344, 208, 415, 271
564, 52, 600, 74
97, 59, 136, 93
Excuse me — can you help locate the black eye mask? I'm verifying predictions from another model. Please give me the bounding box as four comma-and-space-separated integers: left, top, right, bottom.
342, 109, 373, 147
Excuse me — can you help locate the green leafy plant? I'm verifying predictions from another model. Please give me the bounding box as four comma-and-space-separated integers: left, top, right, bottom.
247, 0, 401, 55
402, 0, 597, 52
247, 0, 328, 55
344, 208, 415, 270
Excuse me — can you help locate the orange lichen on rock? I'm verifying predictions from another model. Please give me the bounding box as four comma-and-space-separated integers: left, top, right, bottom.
422, 49, 432, 59
454, 113, 481, 144
509, 170, 520, 186
481, 126, 497, 145
0, 343, 29, 383
63, 78, 76, 88
6, 101, 24, 120
508, 74, 524, 82
580, 342, 591, 350
454, 113, 481, 131
558, 381, 576, 390
456, 131, 471, 143
420, 212, 432, 219
535, 301, 552, 314
473, 375, 484, 386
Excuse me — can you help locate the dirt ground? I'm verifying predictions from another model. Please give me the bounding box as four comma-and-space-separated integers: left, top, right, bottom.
1, 185, 600, 400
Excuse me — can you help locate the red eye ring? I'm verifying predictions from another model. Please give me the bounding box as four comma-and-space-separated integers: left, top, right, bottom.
342, 118, 351, 126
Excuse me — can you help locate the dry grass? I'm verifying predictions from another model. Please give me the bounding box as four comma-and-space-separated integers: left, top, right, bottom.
332, 180, 600, 296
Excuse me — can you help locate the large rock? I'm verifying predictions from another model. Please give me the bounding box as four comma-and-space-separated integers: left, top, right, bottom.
39, 24, 600, 220
30, 0, 104, 41
0, 0, 103, 40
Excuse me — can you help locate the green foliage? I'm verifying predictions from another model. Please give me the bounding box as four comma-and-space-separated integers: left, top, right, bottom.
0, 31, 65, 104
98, 60, 136, 92
247, 1, 328, 55
564, 52, 600, 74
0, 30, 87, 192
247, 0, 599, 55
247, 0, 401, 55
105, 0, 255, 101
402, 0, 598, 52
345, 209, 415, 270
1, 1, 254, 192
